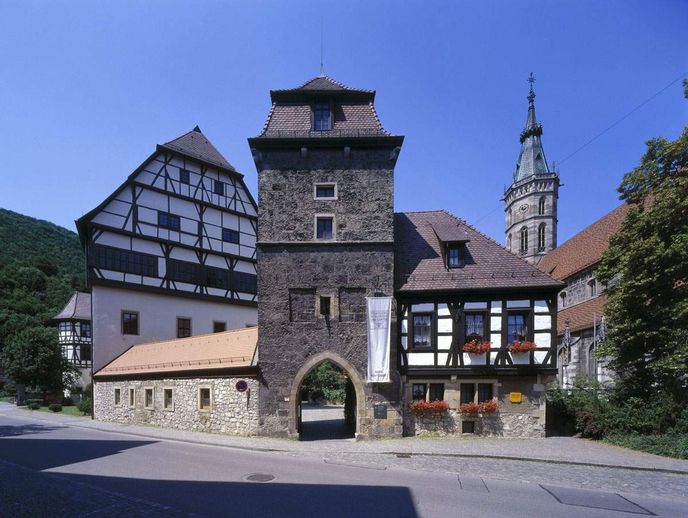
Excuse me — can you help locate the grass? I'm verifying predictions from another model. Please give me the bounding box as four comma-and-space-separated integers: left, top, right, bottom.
604, 433, 688, 459
20, 405, 88, 418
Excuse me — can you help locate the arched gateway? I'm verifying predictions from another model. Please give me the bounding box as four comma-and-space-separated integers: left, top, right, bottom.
288, 352, 366, 438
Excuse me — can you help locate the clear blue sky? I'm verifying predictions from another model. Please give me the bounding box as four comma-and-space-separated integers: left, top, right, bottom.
1, 1, 686, 245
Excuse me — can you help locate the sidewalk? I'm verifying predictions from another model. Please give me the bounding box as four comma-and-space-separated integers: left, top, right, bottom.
3, 402, 687, 474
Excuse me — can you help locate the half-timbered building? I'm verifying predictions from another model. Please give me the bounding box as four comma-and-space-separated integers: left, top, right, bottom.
77, 127, 258, 372
396, 211, 563, 436
54, 291, 92, 389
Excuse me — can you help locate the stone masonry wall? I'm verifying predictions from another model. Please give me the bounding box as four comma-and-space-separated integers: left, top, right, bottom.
94, 376, 259, 436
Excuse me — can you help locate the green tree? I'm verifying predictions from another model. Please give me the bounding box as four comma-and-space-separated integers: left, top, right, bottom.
1, 327, 63, 391
597, 125, 688, 404
300, 362, 347, 404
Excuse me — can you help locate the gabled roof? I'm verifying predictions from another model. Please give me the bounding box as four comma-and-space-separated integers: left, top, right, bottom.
395, 210, 563, 293
270, 75, 376, 102
53, 291, 91, 321
94, 327, 258, 378
159, 126, 237, 172
539, 204, 629, 280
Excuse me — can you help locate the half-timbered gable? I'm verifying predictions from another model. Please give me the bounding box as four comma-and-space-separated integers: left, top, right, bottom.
54, 291, 92, 389
78, 127, 258, 371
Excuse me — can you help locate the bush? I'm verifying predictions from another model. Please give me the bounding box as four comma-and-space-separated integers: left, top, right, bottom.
27, 402, 40, 410
48, 403, 62, 413
78, 397, 92, 415
0, 383, 16, 397
62, 396, 74, 406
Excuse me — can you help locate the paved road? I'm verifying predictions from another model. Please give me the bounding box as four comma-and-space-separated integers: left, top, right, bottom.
1, 408, 686, 517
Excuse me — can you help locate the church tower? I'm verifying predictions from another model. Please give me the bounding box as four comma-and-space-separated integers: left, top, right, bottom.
504, 75, 559, 265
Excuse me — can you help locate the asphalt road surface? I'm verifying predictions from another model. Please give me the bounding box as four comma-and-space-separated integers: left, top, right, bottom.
0, 409, 686, 517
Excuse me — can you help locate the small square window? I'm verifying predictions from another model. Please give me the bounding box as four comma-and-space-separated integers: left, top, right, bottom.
180, 169, 190, 184
128, 388, 136, 408
429, 383, 445, 402
177, 317, 191, 338
122, 312, 139, 335
114, 388, 121, 406
144, 388, 154, 409
315, 184, 336, 199
412, 383, 426, 401
163, 388, 174, 410
447, 245, 462, 268
213, 321, 226, 333
158, 211, 180, 231
222, 228, 240, 244
214, 180, 225, 196
462, 421, 475, 434
316, 217, 333, 240
199, 387, 211, 411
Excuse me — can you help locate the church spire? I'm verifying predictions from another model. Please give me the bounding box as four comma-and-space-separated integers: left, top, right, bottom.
514, 73, 550, 183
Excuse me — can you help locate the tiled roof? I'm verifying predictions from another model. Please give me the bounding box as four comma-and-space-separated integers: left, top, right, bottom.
53, 291, 91, 321
160, 126, 237, 172
557, 295, 607, 334
94, 327, 257, 378
395, 211, 563, 293
271, 75, 374, 94
539, 204, 629, 280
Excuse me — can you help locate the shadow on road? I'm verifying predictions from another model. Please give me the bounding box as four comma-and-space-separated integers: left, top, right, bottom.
0, 423, 65, 437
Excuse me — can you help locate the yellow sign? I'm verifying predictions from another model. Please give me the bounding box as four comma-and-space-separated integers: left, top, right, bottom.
510, 392, 522, 403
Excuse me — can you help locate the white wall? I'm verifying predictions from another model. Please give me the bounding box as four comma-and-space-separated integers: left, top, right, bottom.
92, 285, 257, 371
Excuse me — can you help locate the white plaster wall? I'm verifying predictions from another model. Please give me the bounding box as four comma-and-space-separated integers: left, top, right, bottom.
92, 285, 257, 371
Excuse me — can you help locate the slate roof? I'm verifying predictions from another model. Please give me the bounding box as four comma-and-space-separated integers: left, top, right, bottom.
558, 295, 607, 334
159, 126, 237, 172
513, 89, 552, 183
539, 204, 629, 281
395, 211, 563, 293
94, 327, 257, 378
53, 291, 91, 321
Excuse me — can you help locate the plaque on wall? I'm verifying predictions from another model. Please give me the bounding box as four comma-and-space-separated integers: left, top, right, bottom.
374, 404, 388, 419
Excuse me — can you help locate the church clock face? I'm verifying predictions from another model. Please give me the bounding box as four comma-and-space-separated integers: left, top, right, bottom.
518, 204, 528, 214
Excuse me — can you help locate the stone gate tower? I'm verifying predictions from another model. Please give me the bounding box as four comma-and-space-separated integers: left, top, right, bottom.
248, 75, 404, 438
504, 75, 559, 265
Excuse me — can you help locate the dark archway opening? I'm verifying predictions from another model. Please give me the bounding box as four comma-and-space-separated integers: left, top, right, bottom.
298, 361, 356, 441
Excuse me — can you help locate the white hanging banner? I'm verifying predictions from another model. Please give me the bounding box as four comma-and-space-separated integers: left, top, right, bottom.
366, 296, 392, 383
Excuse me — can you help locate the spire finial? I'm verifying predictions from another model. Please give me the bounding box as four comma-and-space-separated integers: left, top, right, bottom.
527, 72, 536, 103
319, 17, 325, 77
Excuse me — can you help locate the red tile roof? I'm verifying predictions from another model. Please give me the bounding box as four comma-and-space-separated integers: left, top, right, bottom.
557, 295, 607, 334
395, 211, 563, 293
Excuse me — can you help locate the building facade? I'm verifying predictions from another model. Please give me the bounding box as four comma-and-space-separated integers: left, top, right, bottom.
54, 291, 92, 389
249, 76, 405, 438
396, 211, 562, 437
538, 204, 628, 386
504, 79, 560, 265
76, 127, 258, 372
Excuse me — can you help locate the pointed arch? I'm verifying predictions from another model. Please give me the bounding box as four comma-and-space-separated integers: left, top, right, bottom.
538, 223, 546, 251
538, 196, 546, 215
519, 226, 528, 253
288, 351, 366, 438
507, 233, 512, 251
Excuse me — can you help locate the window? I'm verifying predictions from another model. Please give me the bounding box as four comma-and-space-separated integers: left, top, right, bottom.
478, 383, 493, 402
447, 245, 462, 268
199, 387, 211, 411
91, 244, 157, 277
313, 103, 331, 131
122, 312, 139, 335
316, 217, 333, 240
180, 169, 190, 184
412, 383, 427, 401
319, 296, 331, 316
462, 421, 475, 434
464, 313, 485, 342
560, 291, 567, 308
214, 180, 225, 196
166, 259, 204, 285
412, 314, 432, 348
429, 383, 445, 402
206, 266, 230, 290
538, 224, 546, 251
177, 317, 191, 338
144, 388, 154, 409
507, 209, 512, 226
163, 388, 174, 410
114, 388, 121, 406
507, 234, 512, 251
538, 197, 546, 215
588, 279, 597, 297
520, 227, 528, 253
231, 271, 257, 294
507, 313, 528, 343
213, 321, 226, 333
158, 211, 181, 231
81, 345, 92, 362
315, 183, 336, 199
129, 388, 135, 408
222, 228, 240, 244
81, 323, 92, 339
460, 383, 475, 405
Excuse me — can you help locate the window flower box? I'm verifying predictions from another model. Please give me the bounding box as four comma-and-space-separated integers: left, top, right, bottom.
507, 340, 537, 353
511, 352, 531, 364
458, 399, 498, 414
409, 400, 449, 415
463, 339, 491, 354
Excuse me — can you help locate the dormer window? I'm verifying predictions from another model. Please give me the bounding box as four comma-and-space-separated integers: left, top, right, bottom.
447, 245, 462, 268
313, 103, 331, 131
